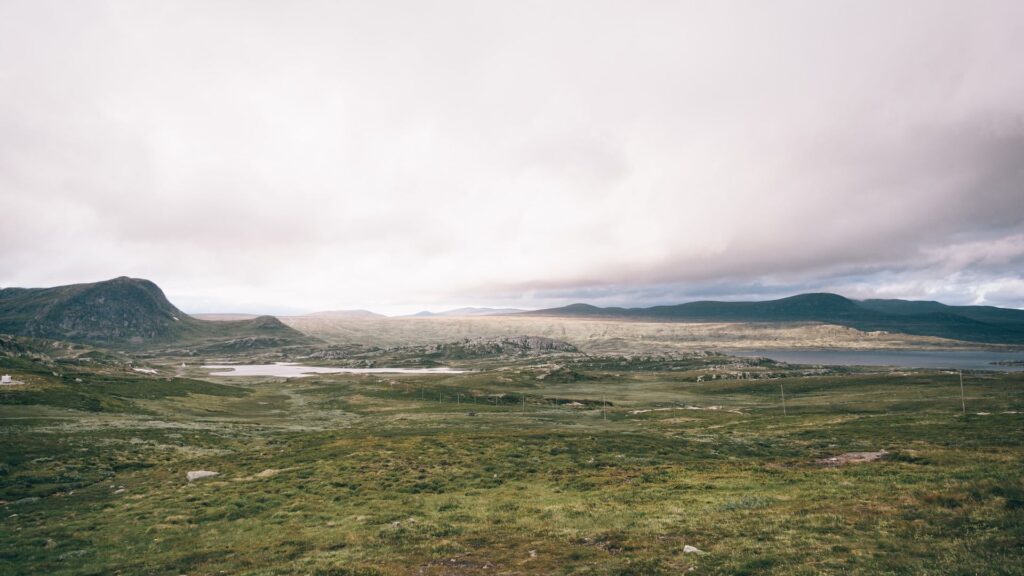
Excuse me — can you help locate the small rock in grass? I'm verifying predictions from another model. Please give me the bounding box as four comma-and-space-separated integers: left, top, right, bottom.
58, 549, 88, 560
186, 470, 219, 482
683, 545, 704, 554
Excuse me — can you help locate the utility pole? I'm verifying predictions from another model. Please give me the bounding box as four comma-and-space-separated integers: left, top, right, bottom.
523, 395, 526, 414
781, 384, 787, 417
603, 396, 607, 421
959, 370, 966, 415
457, 393, 461, 405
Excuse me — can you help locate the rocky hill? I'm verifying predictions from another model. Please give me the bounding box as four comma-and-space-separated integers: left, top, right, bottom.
0, 277, 314, 349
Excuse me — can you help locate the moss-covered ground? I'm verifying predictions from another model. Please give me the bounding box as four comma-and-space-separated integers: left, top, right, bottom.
1, 355, 1021, 575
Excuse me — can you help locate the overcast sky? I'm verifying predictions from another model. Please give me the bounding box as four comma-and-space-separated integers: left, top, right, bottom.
1, 1, 1023, 314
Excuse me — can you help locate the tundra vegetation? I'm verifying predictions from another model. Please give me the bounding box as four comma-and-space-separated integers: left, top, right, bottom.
1, 330, 1022, 576
0, 279, 1022, 574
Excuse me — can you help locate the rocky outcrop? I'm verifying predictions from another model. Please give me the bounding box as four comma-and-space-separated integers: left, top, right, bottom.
423, 336, 578, 358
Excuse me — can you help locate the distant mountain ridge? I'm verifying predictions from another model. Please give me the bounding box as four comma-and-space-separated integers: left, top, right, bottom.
7, 280, 1021, 347
527, 293, 1024, 344
193, 310, 386, 321
297, 310, 386, 320
408, 307, 525, 318
0, 277, 313, 348
191, 313, 261, 321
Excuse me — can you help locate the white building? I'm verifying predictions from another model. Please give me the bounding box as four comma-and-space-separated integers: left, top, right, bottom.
1, 375, 12, 384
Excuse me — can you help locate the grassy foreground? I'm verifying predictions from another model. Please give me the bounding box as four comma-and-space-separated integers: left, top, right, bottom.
1, 357, 1022, 575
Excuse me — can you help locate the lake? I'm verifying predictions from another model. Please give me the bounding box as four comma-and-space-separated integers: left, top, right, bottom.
204, 363, 468, 378
727, 348, 1024, 372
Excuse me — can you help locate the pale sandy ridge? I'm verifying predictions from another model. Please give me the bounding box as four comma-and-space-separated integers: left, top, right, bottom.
278, 315, 989, 353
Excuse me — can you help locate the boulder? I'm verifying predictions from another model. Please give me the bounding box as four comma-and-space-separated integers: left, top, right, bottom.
683, 545, 704, 554
186, 470, 219, 482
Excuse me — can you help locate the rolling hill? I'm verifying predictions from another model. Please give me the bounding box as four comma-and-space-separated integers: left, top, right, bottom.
194, 310, 387, 321
527, 293, 1024, 344
0, 277, 314, 349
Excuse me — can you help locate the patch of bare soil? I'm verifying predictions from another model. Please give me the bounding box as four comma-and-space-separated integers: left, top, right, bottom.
817, 450, 887, 466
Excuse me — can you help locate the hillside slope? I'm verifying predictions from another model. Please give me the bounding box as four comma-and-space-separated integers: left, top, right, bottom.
0, 277, 313, 349
527, 293, 1024, 344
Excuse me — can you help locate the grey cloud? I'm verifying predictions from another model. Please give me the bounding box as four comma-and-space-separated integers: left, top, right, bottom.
510, 114, 1024, 289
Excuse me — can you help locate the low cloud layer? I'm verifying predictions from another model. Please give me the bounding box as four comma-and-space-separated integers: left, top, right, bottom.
2, 1, 1023, 313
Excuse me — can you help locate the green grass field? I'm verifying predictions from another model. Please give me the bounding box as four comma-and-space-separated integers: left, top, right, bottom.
1, 353, 1022, 575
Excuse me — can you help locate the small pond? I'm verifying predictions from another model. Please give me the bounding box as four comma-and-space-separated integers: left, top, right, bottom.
204, 363, 468, 378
